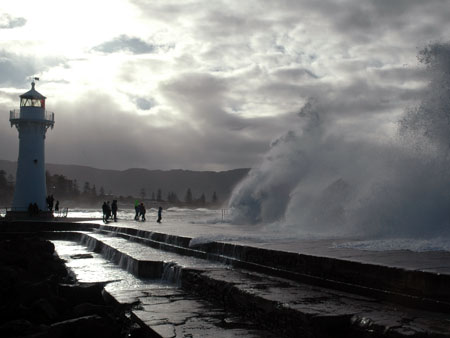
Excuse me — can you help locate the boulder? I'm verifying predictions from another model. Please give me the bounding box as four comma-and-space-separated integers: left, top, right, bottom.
58, 283, 105, 306
0, 318, 36, 337
30, 298, 59, 324
49, 315, 121, 338
73, 303, 112, 317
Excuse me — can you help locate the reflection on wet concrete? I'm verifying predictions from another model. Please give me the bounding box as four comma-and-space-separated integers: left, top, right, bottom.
53, 230, 450, 337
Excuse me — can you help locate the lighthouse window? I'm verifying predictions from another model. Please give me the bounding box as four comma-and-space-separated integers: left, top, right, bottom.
20, 98, 44, 107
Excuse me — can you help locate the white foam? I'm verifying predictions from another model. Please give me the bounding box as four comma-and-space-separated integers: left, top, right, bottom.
229, 43, 450, 241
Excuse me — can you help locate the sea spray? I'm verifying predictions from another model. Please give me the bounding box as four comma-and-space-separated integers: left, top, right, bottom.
229, 42, 450, 239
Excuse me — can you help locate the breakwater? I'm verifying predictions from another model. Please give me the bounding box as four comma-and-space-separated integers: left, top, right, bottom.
1, 220, 450, 337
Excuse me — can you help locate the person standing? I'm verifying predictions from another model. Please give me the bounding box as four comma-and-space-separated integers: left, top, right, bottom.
55, 200, 59, 212
140, 203, 146, 221
111, 200, 118, 222
134, 200, 140, 220
157, 206, 162, 223
106, 201, 112, 221
49, 195, 54, 211
102, 201, 108, 223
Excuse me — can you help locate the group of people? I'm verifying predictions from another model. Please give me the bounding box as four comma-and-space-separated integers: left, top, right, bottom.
134, 201, 146, 221
27, 202, 40, 216
134, 201, 163, 223
27, 195, 60, 217
102, 200, 118, 223
46, 195, 59, 212
101, 200, 163, 223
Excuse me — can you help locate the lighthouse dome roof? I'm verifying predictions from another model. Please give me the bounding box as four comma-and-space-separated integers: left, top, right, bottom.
20, 82, 46, 100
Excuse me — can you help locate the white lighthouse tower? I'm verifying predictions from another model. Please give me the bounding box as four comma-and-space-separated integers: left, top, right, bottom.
9, 80, 54, 216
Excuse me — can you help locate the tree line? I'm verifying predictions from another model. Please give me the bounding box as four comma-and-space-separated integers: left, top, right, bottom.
139, 187, 218, 205
1, 171, 221, 208
0, 170, 14, 206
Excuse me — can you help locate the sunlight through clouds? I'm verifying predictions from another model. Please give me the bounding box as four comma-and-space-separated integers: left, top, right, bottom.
1, 0, 450, 170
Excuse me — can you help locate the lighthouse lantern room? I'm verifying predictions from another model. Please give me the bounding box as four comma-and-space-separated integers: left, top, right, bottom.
7, 80, 55, 217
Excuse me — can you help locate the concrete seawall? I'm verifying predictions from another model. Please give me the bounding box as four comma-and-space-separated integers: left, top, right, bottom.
2, 220, 450, 337
2, 220, 450, 310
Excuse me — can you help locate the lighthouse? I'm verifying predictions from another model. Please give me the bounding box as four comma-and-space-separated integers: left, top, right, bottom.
8, 80, 54, 216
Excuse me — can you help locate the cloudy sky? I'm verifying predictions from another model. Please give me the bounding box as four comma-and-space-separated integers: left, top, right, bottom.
0, 0, 449, 171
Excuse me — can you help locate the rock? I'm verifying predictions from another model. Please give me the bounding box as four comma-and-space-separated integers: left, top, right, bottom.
30, 298, 59, 324
0, 318, 36, 337
58, 283, 105, 306
72, 303, 112, 317
70, 254, 94, 259
20, 280, 55, 305
0, 237, 130, 337
0, 303, 32, 322
49, 315, 121, 338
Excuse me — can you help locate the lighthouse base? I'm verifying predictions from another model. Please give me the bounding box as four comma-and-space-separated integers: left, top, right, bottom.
5, 210, 54, 221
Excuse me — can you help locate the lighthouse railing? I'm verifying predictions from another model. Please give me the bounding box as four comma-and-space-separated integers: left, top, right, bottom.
9, 109, 55, 125
9, 110, 19, 120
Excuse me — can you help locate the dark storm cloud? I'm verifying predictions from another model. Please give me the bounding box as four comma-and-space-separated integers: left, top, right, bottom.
0, 14, 26, 29
0, 51, 67, 87
3, 0, 447, 172
158, 71, 299, 162
0, 51, 37, 87
93, 35, 157, 54
55, 0, 450, 170
42, 88, 289, 171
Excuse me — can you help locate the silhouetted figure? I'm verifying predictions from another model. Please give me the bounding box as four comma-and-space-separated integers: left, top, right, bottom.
28, 203, 33, 217
111, 200, 118, 222
102, 201, 108, 223
32, 203, 39, 215
46, 194, 54, 211
140, 203, 146, 221
134, 200, 140, 220
157, 206, 162, 223
106, 201, 112, 220
55, 200, 59, 212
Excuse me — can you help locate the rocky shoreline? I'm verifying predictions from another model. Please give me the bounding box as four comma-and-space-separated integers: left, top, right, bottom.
0, 235, 143, 338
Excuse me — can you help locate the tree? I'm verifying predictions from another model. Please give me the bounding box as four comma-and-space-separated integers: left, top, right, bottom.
7, 174, 14, 186
83, 182, 91, 196
73, 179, 80, 196
140, 188, 146, 200
99, 186, 105, 197
167, 192, 179, 203
0, 170, 7, 189
185, 188, 193, 204
91, 185, 97, 197
212, 191, 218, 204
0, 170, 14, 204
156, 188, 162, 202
198, 193, 206, 205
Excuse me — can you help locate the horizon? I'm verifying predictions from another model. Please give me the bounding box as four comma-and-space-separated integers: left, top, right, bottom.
0, 158, 249, 174
1, 1, 450, 171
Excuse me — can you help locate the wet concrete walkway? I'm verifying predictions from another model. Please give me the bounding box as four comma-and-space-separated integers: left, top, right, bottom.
53, 240, 278, 337
55, 232, 450, 337
3, 218, 450, 336
79, 218, 450, 276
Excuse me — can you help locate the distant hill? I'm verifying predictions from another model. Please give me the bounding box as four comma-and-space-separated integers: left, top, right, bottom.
0, 159, 249, 203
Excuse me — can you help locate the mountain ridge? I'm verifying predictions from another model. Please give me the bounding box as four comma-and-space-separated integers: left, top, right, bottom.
0, 159, 249, 203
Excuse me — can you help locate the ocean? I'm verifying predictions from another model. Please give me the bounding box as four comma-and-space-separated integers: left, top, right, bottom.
65, 207, 450, 253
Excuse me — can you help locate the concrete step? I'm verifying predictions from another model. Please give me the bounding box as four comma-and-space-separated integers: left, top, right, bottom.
96, 224, 450, 312
78, 232, 450, 337
80, 232, 223, 280
107, 286, 278, 338
53, 239, 276, 338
